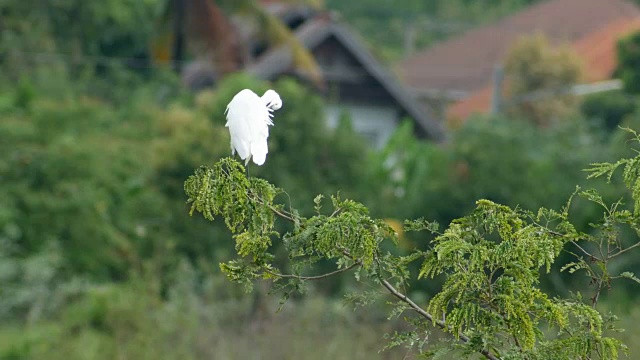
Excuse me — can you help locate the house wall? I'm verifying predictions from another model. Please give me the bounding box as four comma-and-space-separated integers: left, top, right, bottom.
325, 103, 399, 149
313, 36, 402, 148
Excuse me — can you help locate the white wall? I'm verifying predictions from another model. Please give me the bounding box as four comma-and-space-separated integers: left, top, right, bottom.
325, 104, 399, 149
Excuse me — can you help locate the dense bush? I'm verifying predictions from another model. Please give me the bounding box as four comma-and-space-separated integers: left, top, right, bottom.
4, 70, 640, 358
378, 115, 612, 231
0, 71, 378, 280
617, 30, 640, 95
581, 91, 638, 132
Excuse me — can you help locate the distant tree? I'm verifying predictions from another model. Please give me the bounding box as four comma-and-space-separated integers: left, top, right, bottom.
616, 30, 640, 94
0, 72, 377, 279
581, 91, 638, 132
0, 0, 161, 77
503, 33, 583, 126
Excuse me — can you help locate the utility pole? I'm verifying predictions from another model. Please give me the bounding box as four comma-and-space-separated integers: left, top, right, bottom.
403, 20, 417, 58
491, 65, 504, 114
172, 0, 186, 73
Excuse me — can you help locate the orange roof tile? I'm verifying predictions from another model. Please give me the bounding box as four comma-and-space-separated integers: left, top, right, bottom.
399, 0, 640, 95
447, 17, 640, 123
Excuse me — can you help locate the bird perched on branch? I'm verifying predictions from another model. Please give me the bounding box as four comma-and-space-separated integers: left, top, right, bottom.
225, 89, 282, 166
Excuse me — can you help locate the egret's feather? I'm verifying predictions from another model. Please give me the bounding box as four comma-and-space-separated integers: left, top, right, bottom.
251, 140, 269, 166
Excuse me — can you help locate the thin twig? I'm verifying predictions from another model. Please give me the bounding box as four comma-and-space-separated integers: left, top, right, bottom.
266, 203, 296, 222
531, 221, 595, 258
220, 165, 297, 223
596, 236, 607, 265
607, 241, 640, 259
379, 278, 501, 360
248, 193, 296, 222
240, 167, 499, 358
571, 241, 594, 259
591, 278, 604, 309
263, 262, 360, 281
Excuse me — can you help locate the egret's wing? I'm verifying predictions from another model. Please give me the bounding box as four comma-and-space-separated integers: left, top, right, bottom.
228, 118, 251, 160
251, 139, 268, 165
226, 89, 259, 161
246, 95, 272, 165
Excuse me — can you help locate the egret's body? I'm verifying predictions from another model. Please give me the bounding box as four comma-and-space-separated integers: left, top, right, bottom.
225, 89, 282, 166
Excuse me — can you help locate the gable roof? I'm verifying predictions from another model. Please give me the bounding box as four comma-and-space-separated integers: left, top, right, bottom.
398, 0, 640, 97
247, 14, 445, 141
446, 14, 640, 122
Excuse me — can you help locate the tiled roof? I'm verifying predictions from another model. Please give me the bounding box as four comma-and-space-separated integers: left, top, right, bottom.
398, 0, 640, 95
447, 17, 640, 122
247, 14, 446, 141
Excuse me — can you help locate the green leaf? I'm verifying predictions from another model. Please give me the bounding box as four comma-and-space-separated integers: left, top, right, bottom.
313, 194, 324, 213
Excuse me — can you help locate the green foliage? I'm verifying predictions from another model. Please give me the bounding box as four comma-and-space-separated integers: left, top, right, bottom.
185, 125, 640, 358
0, 65, 378, 281
0, 241, 87, 323
581, 91, 637, 132
185, 158, 394, 293
420, 199, 624, 358
377, 116, 609, 236
0, 262, 410, 360
504, 33, 583, 126
0, 75, 234, 277
0, 0, 162, 78
617, 30, 640, 94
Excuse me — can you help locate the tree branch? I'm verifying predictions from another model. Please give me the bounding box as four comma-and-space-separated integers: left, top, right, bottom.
531, 221, 595, 259
248, 192, 296, 222
591, 276, 605, 309
607, 240, 640, 259
263, 262, 360, 280
220, 166, 298, 223
571, 241, 594, 259
266, 202, 295, 222
379, 278, 501, 360
244, 174, 500, 358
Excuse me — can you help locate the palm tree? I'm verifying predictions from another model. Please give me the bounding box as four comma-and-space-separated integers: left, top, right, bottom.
151, 0, 323, 84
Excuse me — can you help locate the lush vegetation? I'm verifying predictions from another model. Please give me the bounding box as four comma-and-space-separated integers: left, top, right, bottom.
3, 0, 640, 358
186, 136, 640, 357
5, 70, 640, 357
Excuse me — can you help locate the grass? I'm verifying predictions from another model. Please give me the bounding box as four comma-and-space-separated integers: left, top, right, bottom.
0, 278, 420, 360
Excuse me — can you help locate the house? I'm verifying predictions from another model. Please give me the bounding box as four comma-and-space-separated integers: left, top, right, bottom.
246, 4, 445, 147
397, 0, 640, 124
182, 3, 444, 148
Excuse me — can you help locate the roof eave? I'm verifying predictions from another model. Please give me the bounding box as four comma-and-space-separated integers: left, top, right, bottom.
247, 17, 446, 142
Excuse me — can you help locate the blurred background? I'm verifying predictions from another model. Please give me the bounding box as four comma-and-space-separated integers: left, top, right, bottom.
2, 0, 640, 358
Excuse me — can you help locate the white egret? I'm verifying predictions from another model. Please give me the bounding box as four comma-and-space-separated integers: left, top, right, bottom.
225, 89, 282, 166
